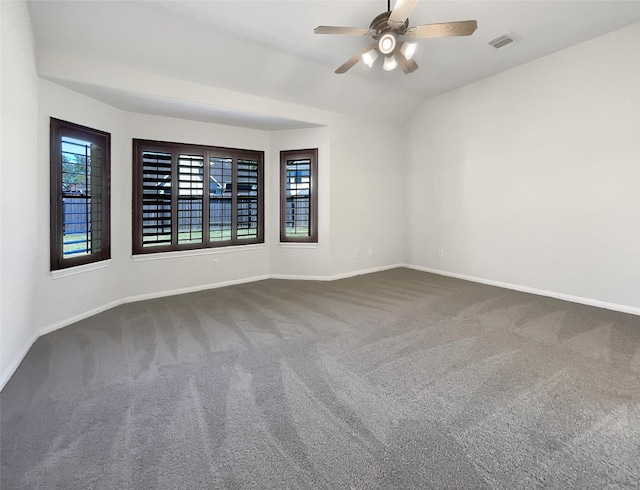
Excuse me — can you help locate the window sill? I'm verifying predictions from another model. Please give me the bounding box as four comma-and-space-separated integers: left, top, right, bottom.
51, 259, 112, 279
278, 242, 319, 249
132, 243, 265, 262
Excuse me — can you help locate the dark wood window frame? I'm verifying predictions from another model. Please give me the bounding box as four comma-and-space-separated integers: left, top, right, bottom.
132, 139, 264, 255
280, 149, 318, 243
50, 118, 111, 271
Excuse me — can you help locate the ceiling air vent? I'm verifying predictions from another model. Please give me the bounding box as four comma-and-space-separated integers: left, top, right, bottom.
488, 32, 521, 49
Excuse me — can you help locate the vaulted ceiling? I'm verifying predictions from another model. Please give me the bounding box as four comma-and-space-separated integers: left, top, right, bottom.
28, 1, 640, 128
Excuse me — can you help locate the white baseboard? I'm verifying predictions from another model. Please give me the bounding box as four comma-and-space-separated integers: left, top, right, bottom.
270, 263, 403, 282
120, 275, 271, 304
0, 331, 39, 390
39, 274, 271, 337
2, 274, 272, 391
403, 264, 640, 316
4, 263, 638, 391
39, 299, 124, 337
330, 263, 405, 281
38, 267, 400, 341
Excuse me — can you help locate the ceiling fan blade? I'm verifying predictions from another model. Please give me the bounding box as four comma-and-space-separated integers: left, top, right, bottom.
314, 26, 375, 36
407, 20, 478, 38
335, 43, 378, 74
388, 0, 419, 26
396, 51, 419, 74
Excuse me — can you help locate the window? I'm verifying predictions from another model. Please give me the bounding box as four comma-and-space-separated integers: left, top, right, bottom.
132, 140, 264, 254
50, 119, 111, 270
280, 149, 318, 243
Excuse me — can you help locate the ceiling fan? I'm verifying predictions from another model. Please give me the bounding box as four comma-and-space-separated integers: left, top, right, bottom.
314, 0, 477, 74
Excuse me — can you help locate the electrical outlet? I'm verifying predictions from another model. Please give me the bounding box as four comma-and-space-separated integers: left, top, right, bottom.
438, 249, 443, 257
368, 248, 373, 256
213, 259, 218, 268
354, 250, 359, 258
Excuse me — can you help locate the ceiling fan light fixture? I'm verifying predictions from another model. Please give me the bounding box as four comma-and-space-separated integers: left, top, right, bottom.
378, 32, 396, 55
383, 55, 398, 71
314, 1, 478, 75
400, 41, 417, 60
361, 49, 379, 68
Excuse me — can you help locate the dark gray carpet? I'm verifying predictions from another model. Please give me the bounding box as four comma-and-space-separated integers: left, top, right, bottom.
2, 268, 639, 489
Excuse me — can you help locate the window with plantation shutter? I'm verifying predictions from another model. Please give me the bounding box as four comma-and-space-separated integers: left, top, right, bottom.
280, 149, 318, 243
209, 156, 232, 242
133, 140, 263, 255
141, 151, 172, 247
50, 119, 111, 270
237, 158, 260, 240
177, 154, 204, 245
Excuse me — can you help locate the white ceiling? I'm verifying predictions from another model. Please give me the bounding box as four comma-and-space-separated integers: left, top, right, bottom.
27, 0, 640, 128
46, 79, 324, 131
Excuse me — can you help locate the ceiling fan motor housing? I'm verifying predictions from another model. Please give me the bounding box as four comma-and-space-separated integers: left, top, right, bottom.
370, 11, 409, 36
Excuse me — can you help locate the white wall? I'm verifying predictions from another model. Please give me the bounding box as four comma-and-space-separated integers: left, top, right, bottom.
32, 76, 404, 344
35, 82, 275, 333
0, 0, 40, 386
329, 118, 405, 275
269, 121, 405, 279
269, 127, 333, 277
405, 23, 640, 311
122, 113, 272, 297
34, 81, 124, 334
